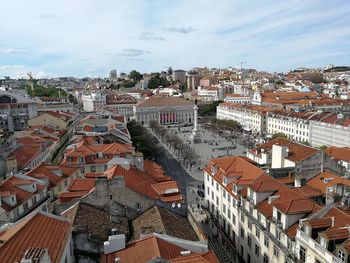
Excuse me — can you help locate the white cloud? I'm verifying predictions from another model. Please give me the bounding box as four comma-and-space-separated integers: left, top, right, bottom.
116, 49, 151, 57
163, 25, 196, 34
1, 48, 28, 54
138, 32, 165, 41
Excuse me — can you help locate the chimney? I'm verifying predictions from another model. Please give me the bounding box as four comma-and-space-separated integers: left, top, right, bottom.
134, 152, 144, 171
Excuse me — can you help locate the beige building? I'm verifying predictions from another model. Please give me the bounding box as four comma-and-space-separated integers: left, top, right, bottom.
28, 111, 73, 129
134, 97, 195, 125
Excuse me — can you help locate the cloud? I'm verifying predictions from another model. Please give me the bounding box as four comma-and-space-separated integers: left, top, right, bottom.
116, 49, 151, 57
138, 32, 165, 41
163, 25, 196, 34
1, 48, 28, 54
37, 14, 58, 20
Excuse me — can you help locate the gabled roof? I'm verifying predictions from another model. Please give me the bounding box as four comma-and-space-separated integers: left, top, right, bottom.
307, 171, 350, 194
132, 206, 198, 241
101, 234, 218, 263
273, 198, 320, 215
0, 211, 71, 263
251, 137, 319, 162
0, 175, 46, 212
204, 156, 265, 198
324, 146, 350, 163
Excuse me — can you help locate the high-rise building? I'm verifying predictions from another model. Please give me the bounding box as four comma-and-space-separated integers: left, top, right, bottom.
173, 69, 186, 84
109, 69, 117, 79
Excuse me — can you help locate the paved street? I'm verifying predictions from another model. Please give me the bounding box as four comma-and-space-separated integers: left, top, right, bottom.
167, 124, 247, 180
156, 143, 203, 205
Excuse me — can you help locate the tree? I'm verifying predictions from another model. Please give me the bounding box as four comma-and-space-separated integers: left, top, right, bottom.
129, 70, 143, 82
271, 132, 288, 140
168, 67, 173, 76
148, 74, 169, 89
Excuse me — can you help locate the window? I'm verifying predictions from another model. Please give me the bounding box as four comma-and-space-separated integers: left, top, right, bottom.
256, 228, 260, 238
264, 236, 269, 248
78, 157, 84, 163
91, 165, 96, 172
300, 246, 306, 263
248, 220, 252, 230
211, 191, 214, 201
240, 228, 245, 239
247, 235, 252, 249
241, 213, 245, 223
207, 187, 210, 195
263, 254, 269, 263
109, 194, 113, 200
273, 245, 279, 258
228, 195, 231, 204
277, 210, 282, 223
223, 204, 226, 214
232, 214, 236, 225
216, 197, 219, 206
216, 182, 219, 191
80, 167, 85, 174
228, 209, 231, 219
338, 250, 345, 262
207, 173, 209, 181
257, 213, 261, 222
211, 178, 214, 186
255, 244, 260, 256
136, 203, 141, 211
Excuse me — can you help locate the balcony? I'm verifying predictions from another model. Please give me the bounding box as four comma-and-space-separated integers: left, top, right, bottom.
297, 230, 342, 263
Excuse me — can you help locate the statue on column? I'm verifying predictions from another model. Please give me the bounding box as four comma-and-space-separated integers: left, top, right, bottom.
189, 99, 202, 143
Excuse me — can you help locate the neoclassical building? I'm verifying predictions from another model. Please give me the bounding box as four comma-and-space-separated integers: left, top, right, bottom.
133, 97, 195, 125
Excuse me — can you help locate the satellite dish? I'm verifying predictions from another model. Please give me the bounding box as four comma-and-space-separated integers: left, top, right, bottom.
172, 203, 176, 208
177, 203, 181, 208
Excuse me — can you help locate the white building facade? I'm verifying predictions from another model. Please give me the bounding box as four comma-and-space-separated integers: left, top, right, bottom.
82, 91, 107, 112
134, 97, 195, 125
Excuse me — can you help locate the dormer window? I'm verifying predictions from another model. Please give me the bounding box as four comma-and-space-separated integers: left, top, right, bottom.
277, 210, 282, 223
338, 250, 345, 262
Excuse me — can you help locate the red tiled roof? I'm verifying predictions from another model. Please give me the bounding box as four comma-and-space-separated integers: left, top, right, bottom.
68, 178, 95, 192
0, 211, 71, 263
307, 171, 350, 194
324, 146, 350, 163
0, 176, 46, 212
101, 235, 202, 263
251, 137, 319, 162
136, 97, 194, 107
170, 251, 219, 263
204, 156, 265, 199
274, 198, 320, 215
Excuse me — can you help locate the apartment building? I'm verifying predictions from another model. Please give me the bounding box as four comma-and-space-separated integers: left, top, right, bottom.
197, 86, 224, 101
247, 138, 321, 173
267, 112, 314, 142
204, 156, 323, 263
324, 147, 350, 173
62, 137, 134, 174
296, 205, 350, 263
82, 91, 107, 112
217, 103, 277, 134
0, 174, 49, 223
310, 113, 350, 147
224, 93, 251, 104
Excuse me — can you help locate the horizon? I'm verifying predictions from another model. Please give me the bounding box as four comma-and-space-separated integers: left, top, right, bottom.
1, 0, 350, 78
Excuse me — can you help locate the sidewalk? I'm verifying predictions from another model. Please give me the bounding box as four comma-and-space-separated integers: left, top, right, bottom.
147, 127, 204, 182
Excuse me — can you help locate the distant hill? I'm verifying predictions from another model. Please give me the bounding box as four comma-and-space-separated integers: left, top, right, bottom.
324, 66, 350, 72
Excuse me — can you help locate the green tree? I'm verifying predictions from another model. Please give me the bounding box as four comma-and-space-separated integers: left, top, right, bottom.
148, 74, 169, 89
129, 70, 143, 82
271, 132, 288, 140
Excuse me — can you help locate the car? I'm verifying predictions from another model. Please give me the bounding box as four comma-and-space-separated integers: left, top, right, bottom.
197, 189, 205, 198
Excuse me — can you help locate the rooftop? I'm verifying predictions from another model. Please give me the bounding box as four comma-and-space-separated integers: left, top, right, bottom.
0, 211, 71, 263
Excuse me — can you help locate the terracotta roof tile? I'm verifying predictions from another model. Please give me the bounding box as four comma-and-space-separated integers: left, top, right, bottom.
0, 211, 71, 263
307, 171, 350, 194
137, 97, 194, 107
324, 146, 350, 163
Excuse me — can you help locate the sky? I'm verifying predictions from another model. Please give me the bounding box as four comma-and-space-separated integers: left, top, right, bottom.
1, 0, 350, 78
